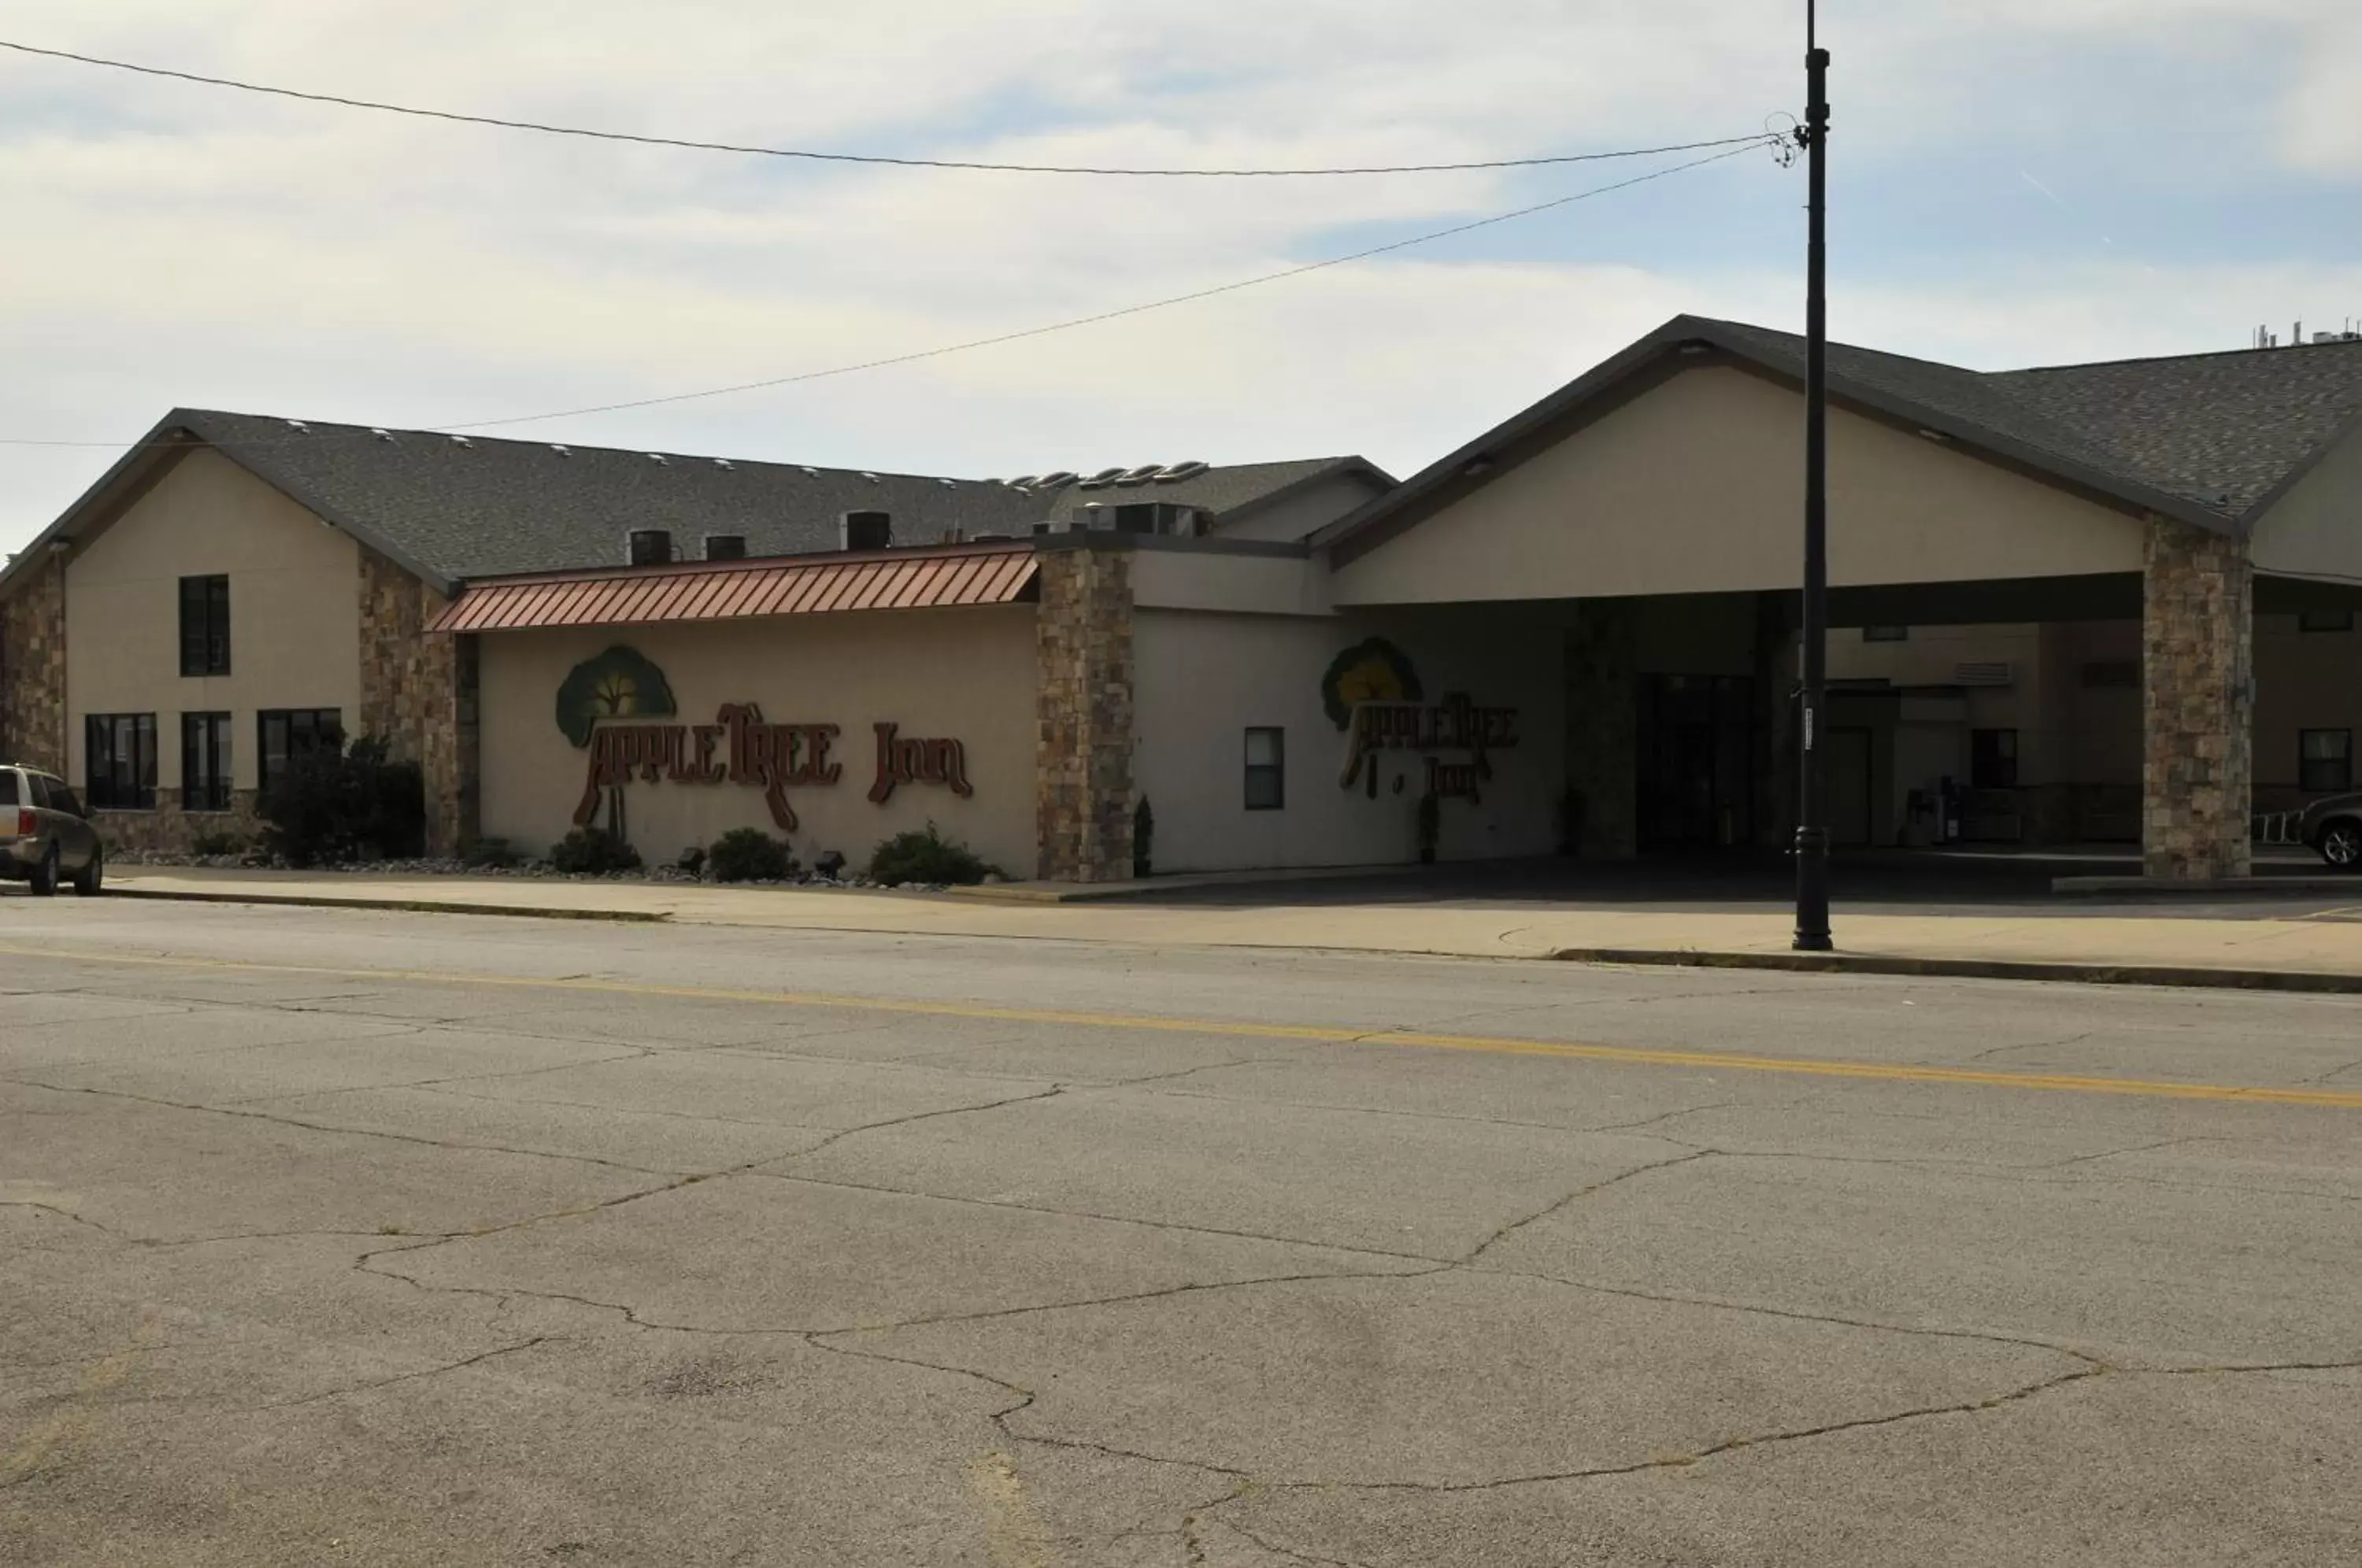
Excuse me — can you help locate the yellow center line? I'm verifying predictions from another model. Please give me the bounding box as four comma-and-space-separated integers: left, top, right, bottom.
2, 941, 2358, 1110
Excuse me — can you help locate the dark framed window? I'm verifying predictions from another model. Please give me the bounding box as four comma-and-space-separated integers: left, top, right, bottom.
1244, 727, 1285, 810
2299, 608, 2356, 634
179, 575, 231, 676
1861, 625, 1909, 643
2301, 730, 2353, 794
1970, 727, 2019, 790
85, 713, 158, 810
181, 712, 233, 812
257, 708, 343, 793
0, 771, 18, 808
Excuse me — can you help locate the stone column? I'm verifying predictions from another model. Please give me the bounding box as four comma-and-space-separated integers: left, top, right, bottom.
0, 553, 68, 775
2142, 517, 2252, 879
360, 548, 479, 856
1562, 599, 1637, 858
1035, 540, 1134, 882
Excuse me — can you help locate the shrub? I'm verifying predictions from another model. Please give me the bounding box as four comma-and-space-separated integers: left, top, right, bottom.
676, 845, 708, 877
1132, 797, 1154, 878
461, 837, 522, 870
1415, 791, 1441, 864
706, 827, 794, 883
868, 823, 997, 886
546, 827, 642, 875
190, 828, 247, 858
257, 736, 426, 867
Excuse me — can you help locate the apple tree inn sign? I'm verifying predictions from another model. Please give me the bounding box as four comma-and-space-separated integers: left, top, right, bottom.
557, 647, 971, 836
1321, 638, 1520, 804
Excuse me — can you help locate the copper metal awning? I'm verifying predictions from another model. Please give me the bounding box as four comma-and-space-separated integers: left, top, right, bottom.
431, 543, 1039, 633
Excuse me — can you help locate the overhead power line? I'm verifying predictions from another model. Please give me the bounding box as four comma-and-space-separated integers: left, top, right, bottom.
0, 36, 1772, 178
0, 139, 1779, 453
443, 142, 1779, 429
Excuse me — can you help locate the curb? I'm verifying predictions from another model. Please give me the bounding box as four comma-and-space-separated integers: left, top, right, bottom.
1549, 946, 2362, 994
103, 887, 672, 924
2053, 875, 2360, 896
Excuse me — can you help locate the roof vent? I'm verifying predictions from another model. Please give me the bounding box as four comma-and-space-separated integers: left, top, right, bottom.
449, 435, 474, 449
703, 534, 746, 561
550, 443, 572, 457
1075, 468, 1126, 490
938, 478, 957, 489
1035, 471, 1079, 490
713, 457, 734, 471
1156, 460, 1209, 483
1007, 475, 1040, 490
798, 465, 820, 478
369, 427, 394, 442
1115, 464, 1163, 487
628, 529, 672, 567
646, 452, 670, 466
842, 511, 892, 551
859, 472, 879, 483
284, 418, 310, 432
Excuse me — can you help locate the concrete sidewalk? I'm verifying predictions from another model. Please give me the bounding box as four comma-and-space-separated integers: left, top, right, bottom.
79, 863, 2362, 989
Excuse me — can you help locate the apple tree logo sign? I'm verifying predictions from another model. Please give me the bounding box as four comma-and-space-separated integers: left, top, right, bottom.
556, 645, 970, 837
1323, 637, 1519, 802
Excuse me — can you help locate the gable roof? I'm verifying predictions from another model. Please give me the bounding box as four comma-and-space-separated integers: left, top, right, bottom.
2, 410, 1380, 598
1316, 314, 2362, 557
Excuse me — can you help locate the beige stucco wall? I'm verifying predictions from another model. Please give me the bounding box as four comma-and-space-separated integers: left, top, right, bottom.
2251, 420, 2362, 582
1130, 549, 1333, 616
2256, 612, 2362, 800
1212, 471, 1390, 545
1331, 364, 2147, 606
1133, 604, 1565, 873
64, 449, 362, 790
475, 606, 1037, 872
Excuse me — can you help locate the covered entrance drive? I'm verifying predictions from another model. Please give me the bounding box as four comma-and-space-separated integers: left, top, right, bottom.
1312, 314, 2362, 879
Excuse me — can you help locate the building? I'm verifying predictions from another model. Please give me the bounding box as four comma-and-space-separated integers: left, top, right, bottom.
5, 315, 2359, 882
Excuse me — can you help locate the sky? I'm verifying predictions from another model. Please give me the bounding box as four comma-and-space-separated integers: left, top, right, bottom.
2, 0, 2359, 554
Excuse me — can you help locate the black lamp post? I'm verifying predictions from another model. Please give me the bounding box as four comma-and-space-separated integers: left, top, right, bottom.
1794, 2, 1834, 952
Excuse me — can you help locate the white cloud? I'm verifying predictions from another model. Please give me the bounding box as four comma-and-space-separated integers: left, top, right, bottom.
1, 0, 2358, 552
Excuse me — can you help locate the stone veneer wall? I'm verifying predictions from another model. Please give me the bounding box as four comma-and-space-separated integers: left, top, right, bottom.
1561, 601, 1637, 857
1035, 542, 1134, 882
359, 546, 479, 856
0, 554, 68, 774
95, 790, 265, 855
2142, 516, 2253, 879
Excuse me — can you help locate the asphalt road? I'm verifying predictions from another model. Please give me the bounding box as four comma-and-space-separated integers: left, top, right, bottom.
4, 898, 2360, 1566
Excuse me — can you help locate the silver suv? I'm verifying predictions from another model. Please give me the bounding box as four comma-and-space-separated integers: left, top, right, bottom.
2, 764, 105, 897
2301, 791, 2362, 871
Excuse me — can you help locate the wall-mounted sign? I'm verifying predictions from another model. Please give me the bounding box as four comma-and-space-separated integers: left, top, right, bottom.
1323, 639, 1519, 803
869, 723, 972, 803
555, 647, 972, 838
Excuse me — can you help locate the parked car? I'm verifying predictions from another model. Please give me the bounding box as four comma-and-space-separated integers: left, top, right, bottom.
1, 764, 105, 896
2300, 790, 2362, 870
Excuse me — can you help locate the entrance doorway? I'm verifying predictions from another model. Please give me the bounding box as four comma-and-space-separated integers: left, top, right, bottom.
1637, 674, 1755, 849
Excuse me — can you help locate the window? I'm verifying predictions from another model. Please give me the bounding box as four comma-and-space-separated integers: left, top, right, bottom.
85, 714, 158, 810
1244, 727, 1285, 810
179, 575, 231, 676
0, 771, 17, 808
2301, 730, 2354, 794
2079, 660, 2140, 690
2299, 608, 2356, 634
1861, 625, 1910, 643
182, 712, 233, 812
1970, 727, 2019, 790
39, 776, 85, 817
842, 511, 892, 551
257, 708, 343, 793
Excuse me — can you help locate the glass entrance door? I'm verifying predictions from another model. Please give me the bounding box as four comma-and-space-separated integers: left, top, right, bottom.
1637, 675, 1756, 849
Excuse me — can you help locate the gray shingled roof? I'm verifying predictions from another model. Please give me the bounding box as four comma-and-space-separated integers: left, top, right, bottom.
9, 410, 1375, 596
1318, 314, 2362, 553
1696, 318, 2362, 520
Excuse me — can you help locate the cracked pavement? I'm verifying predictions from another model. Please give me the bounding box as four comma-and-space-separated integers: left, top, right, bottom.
4, 900, 2360, 1564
